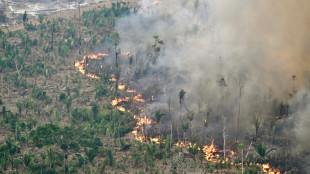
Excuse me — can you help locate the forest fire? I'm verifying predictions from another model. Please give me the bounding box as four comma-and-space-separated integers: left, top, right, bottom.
75, 51, 282, 173
75, 53, 109, 79
109, 74, 117, 81
153, 0, 162, 5
126, 89, 136, 93
132, 115, 153, 142
116, 106, 126, 112
111, 94, 145, 111
175, 141, 187, 148
111, 97, 130, 107
118, 84, 126, 90
260, 163, 281, 174
133, 93, 146, 103
202, 139, 219, 162
176, 140, 220, 162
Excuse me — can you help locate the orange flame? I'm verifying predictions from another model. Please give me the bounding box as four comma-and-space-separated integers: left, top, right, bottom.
126, 89, 136, 93
153, 0, 162, 5
175, 141, 187, 148
75, 53, 109, 79
132, 115, 153, 142
116, 106, 126, 112
109, 74, 117, 82
111, 97, 130, 107
150, 137, 160, 144
118, 84, 126, 90
258, 163, 281, 174
202, 139, 218, 161
133, 93, 146, 103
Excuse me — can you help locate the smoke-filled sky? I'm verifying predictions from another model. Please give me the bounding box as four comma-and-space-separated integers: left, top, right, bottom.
115, 0, 310, 159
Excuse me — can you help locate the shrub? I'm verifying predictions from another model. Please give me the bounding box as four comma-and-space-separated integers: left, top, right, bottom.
120, 138, 130, 151
59, 93, 66, 101
105, 148, 114, 166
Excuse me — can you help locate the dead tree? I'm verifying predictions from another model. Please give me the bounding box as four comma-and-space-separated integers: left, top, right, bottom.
234, 74, 247, 141
252, 113, 262, 140
219, 77, 227, 158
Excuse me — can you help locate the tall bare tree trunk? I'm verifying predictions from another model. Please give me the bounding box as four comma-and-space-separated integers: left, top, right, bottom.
78, 1, 81, 55
236, 87, 241, 141
241, 148, 244, 174
168, 99, 172, 147
223, 119, 226, 160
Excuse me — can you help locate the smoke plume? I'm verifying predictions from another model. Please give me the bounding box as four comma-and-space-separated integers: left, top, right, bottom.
114, 0, 310, 168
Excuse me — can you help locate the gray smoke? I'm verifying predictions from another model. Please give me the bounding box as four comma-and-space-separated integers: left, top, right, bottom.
115, 0, 310, 167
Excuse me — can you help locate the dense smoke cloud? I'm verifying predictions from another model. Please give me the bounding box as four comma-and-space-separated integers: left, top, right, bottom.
115, 0, 310, 159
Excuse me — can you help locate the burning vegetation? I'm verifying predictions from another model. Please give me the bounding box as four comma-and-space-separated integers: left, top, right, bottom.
74, 50, 286, 173
74, 53, 109, 79
0, 0, 309, 173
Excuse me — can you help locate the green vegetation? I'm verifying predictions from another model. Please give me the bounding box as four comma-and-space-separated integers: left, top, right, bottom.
0, 1, 284, 173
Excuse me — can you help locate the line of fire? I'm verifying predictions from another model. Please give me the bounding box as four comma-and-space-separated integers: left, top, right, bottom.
75, 52, 281, 174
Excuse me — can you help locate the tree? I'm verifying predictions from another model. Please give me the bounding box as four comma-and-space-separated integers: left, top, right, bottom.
178, 89, 186, 142
254, 142, 277, 173
66, 97, 73, 114
292, 75, 296, 94
91, 102, 99, 119
23, 11, 27, 27
78, 0, 81, 55
59, 93, 66, 101
235, 74, 247, 141
16, 100, 22, 117
39, 13, 44, 24
111, 32, 120, 65
5, 139, 20, 171
154, 110, 165, 137
219, 77, 227, 159
253, 142, 276, 162
151, 35, 164, 63
167, 98, 173, 147
50, 20, 57, 51
179, 89, 186, 112
105, 148, 114, 166
186, 111, 194, 135
45, 146, 56, 169
253, 113, 262, 139
181, 121, 189, 143
20, 151, 32, 169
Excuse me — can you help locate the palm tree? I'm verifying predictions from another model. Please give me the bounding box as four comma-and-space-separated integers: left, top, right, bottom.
16, 100, 22, 117
23, 11, 27, 27
187, 111, 194, 136
253, 142, 276, 163
178, 89, 186, 142
292, 75, 296, 94
111, 32, 120, 65
179, 89, 186, 111
154, 110, 165, 137
254, 142, 276, 174
45, 146, 56, 169
50, 20, 57, 51
20, 152, 32, 169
